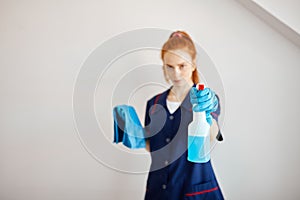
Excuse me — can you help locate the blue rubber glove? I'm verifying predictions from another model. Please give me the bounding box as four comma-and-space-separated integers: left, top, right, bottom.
190, 86, 219, 125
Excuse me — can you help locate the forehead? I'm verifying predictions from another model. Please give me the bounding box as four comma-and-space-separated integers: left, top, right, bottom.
164, 49, 192, 65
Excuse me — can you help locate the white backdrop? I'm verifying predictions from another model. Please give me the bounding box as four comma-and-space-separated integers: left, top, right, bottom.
1, 0, 300, 199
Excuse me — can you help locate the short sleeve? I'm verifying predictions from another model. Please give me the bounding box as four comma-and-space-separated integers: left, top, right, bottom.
144, 101, 150, 126
144, 100, 151, 140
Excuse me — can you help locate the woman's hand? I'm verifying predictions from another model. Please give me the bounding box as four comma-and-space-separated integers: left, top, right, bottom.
189, 87, 218, 125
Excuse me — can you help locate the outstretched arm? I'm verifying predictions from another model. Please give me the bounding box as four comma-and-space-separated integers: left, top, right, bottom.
210, 118, 219, 142
146, 140, 150, 152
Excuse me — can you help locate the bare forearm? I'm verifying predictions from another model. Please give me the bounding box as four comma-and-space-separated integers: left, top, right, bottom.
145, 140, 150, 152
210, 119, 219, 142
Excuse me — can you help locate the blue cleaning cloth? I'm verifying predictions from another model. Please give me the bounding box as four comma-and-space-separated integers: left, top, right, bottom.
113, 105, 146, 149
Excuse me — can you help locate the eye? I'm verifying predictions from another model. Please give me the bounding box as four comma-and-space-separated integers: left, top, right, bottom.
180, 64, 186, 68
166, 65, 174, 69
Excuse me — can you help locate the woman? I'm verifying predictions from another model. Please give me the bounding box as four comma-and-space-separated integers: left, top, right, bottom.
144, 31, 224, 199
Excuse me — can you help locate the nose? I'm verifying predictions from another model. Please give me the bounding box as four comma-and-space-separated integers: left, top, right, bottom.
174, 67, 181, 77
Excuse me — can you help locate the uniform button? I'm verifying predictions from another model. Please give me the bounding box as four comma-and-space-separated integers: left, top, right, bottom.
165, 138, 170, 143
162, 184, 167, 189
164, 160, 169, 166
169, 115, 174, 120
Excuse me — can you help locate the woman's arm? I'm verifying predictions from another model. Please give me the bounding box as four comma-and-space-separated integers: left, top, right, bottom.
209, 93, 222, 142
145, 140, 150, 152
210, 118, 219, 142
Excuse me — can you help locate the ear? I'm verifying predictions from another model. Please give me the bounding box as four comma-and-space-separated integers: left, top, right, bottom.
192, 61, 196, 71
192, 66, 196, 71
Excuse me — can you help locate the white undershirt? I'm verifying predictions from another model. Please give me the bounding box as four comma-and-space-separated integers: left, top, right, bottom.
166, 99, 181, 114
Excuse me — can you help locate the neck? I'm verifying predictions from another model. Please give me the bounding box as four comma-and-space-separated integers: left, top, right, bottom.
170, 81, 194, 102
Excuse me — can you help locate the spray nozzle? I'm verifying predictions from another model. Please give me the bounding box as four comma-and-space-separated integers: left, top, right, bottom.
196, 83, 205, 91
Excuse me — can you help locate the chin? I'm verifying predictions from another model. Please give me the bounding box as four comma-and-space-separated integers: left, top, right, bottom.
172, 80, 181, 85
172, 80, 190, 86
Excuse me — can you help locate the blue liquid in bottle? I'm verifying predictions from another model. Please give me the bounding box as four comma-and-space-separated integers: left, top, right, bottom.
187, 135, 210, 163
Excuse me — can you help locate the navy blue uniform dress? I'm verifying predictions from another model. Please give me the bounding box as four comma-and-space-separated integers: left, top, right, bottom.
144, 86, 224, 200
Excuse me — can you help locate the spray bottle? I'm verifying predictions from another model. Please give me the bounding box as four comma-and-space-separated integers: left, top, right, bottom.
187, 83, 211, 163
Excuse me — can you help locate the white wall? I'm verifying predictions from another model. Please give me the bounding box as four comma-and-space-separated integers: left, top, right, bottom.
1, 0, 300, 199
252, 0, 300, 33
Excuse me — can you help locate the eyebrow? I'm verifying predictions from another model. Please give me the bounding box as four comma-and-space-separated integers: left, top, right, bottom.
166, 62, 186, 67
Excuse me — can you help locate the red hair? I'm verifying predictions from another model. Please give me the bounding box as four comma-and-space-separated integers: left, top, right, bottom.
161, 30, 199, 83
